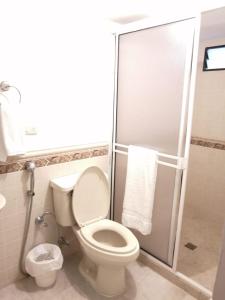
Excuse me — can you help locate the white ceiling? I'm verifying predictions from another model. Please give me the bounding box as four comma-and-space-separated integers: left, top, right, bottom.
93, 0, 225, 37
98, 0, 225, 24
99, 0, 225, 41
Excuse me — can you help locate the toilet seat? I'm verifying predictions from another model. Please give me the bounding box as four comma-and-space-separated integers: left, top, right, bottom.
70, 166, 139, 256
71, 166, 110, 227
80, 219, 138, 254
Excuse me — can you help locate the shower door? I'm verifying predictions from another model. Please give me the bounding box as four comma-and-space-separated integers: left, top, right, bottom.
112, 19, 196, 266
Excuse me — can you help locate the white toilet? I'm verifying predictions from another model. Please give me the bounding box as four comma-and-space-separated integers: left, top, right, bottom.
50, 166, 139, 297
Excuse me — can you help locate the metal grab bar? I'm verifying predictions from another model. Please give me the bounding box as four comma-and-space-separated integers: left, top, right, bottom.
113, 143, 186, 170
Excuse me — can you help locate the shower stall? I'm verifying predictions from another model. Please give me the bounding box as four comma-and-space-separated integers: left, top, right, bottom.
110, 8, 225, 299
111, 17, 198, 267
177, 7, 225, 293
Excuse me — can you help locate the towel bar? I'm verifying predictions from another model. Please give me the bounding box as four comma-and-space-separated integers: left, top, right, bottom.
113, 143, 186, 170
0, 81, 21, 104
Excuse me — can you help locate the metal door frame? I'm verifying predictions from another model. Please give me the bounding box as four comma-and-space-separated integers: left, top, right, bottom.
109, 14, 212, 299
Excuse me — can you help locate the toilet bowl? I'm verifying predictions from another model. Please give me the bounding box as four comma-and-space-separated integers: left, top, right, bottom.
74, 219, 139, 296
50, 166, 140, 297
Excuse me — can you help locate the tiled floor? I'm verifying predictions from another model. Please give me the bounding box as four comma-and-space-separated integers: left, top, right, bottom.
178, 215, 223, 290
0, 253, 197, 300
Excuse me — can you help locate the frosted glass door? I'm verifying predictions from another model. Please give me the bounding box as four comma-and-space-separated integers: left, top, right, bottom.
113, 19, 195, 265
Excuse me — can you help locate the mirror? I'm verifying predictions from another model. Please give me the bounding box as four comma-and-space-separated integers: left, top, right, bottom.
177, 7, 225, 291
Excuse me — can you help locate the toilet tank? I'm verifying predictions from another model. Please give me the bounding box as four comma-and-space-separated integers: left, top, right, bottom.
50, 174, 80, 227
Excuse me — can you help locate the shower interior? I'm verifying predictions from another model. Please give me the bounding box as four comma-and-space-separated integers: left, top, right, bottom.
178, 204, 223, 290
177, 7, 225, 291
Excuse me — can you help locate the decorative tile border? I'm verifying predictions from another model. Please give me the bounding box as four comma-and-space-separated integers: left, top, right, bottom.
3, 136, 222, 174
191, 137, 225, 151
0, 146, 108, 174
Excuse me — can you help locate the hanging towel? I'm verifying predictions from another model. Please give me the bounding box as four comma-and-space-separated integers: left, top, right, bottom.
0, 96, 25, 162
122, 145, 158, 235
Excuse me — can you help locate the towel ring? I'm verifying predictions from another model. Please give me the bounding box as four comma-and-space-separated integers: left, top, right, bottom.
0, 81, 22, 104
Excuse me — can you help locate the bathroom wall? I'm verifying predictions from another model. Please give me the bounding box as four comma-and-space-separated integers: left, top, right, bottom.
0, 1, 114, 289
0, 146, 109, 288
184, 37, 225, 226
0, 0, 115, 152
191, 38, 225, 141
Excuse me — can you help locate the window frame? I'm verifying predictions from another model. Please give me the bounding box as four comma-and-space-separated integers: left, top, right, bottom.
203, 44, 225, 71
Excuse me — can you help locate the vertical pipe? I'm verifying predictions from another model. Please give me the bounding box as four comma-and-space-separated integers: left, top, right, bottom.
19, 161, 36, 275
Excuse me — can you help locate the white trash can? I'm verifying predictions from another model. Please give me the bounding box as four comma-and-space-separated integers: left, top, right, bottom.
25, 243, 63, 288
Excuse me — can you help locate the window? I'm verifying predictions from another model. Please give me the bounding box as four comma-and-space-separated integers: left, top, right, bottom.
203, 45, 225, 71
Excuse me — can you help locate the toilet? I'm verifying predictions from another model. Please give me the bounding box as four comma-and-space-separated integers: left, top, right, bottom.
50, 166, 139, 297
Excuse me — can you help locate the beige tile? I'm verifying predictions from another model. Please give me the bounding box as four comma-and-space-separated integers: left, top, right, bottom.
185, 145, 225, 225
0, 155, 109, 288
0, 255, 197, 300
178, 215, 220, 290
178, 143, 225, 291
0, 271, 9, 289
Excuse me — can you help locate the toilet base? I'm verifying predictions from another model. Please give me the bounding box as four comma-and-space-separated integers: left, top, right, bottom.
79, 256, 126, 298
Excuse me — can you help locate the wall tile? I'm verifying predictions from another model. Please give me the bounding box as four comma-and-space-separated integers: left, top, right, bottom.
184, 145, 225, 225
0, 147, 109, 289
0, 146, 108, 175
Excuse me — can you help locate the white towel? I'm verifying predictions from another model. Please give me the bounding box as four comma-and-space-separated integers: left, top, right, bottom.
122, 145, 158, 235
0, 96, 25, 162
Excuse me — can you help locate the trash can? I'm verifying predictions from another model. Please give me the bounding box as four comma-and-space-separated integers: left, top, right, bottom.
25, 243, 63, 288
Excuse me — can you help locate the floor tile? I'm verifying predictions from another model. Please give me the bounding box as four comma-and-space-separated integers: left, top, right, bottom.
0, 254, 197, 300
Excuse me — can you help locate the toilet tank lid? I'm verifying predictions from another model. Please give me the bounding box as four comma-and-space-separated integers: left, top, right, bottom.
50, 173, 80, 192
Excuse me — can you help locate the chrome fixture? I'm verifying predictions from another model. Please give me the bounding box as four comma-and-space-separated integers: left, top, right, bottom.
0, 81, 10, 92
25, 161, 36, 171
35, 211, 70, 248
20, 161, 36, 275
35, 211, 55, 227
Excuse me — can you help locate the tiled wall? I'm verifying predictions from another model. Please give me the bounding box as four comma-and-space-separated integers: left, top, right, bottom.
191, 137, 225, 151
0, 145, 109, 288
192, 37, 225, 142
185, 144, 225, 224
184, 37, 225, 226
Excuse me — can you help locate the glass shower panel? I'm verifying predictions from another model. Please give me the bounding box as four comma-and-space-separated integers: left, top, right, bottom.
113, 20, 194, 265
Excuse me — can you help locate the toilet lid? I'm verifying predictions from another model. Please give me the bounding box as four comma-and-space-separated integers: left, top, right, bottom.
72, 166, 110, 227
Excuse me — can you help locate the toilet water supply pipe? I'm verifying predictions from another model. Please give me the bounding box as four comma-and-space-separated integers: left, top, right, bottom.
19, 161, 36, 275
19, 162, 71, 274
